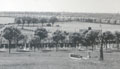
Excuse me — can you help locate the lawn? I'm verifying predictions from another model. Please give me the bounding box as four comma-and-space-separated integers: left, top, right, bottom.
0, 49, 120, 69
15, 21, 120, 33
1, 22, 120, 69
11, 21, 120, 40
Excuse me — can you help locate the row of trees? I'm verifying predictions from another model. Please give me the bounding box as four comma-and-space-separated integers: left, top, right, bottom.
15, 16, 58, 28
2, 26, 120, 54
15, 16, 120, 27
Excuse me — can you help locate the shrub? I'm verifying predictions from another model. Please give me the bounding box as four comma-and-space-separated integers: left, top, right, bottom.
46, 24, 52, 27
56, 25, 60, 27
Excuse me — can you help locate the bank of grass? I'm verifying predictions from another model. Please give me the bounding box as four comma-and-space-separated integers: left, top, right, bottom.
3, 22, 120, 69
0, 49, 120, 69
16, 21, 120, 33
13, 22, 120, 41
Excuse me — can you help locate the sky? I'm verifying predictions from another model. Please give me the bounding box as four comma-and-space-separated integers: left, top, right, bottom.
0, 0, 120, 13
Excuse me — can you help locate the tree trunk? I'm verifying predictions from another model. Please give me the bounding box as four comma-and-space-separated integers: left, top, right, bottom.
22, 23, 24, 29
16, 40, 18, 51
42, 23, 43, 26
99, 40, 104, 61
117, 41, 119, 50
38, 39, 41, 51
38, 43, 40, 50
52, 22, 54, 26
33, 23, 34, 27
92, 44, 94, 51
106, 42, 108, 50
28, 23, 30, 27
108, 40, 111, 49
86, 45, 88, 50
56, 43, 58, 51
91, 42, 95, 51
34, 46, 36, 52
8, 40, 11, 54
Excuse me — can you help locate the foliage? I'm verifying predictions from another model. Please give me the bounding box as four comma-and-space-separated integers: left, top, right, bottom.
34, 28, 48, 40
46, 23, 52, 27
69, 32, 82, 43
103, 31, 114, 41
15, 18, 22, 25
115, 31, 120, 40
30, 36, 41, 44
52, 30, 67, 43
81, 30, 99, 48
40, 18, 47, 26
114, 31, 120, 49
49, 17, 58, 26
3, 27, 23, 53
3, 27, 19, 40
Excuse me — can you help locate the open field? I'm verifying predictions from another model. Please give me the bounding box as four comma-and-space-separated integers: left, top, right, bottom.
6, 21, 120, 42
15, 22, 120, 33
1, 22, 120, 69
0, 49, 120, 69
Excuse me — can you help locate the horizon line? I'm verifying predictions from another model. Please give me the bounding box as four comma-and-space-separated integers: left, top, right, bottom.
0, 11, 119, 14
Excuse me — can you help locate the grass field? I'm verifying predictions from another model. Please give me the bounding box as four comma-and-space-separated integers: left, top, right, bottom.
11, 21, 120, 39
0, 49, 120, 69
1, 22, 120, 69
15, 22, 120, 33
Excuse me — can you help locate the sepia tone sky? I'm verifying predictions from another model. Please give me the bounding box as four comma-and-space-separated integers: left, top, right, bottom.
0, 0, 120, 13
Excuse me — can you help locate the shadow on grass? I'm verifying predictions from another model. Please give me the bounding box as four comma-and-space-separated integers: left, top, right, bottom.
105, 49, 120, 53
41, 50, 53, 53
57, 49, 70, 52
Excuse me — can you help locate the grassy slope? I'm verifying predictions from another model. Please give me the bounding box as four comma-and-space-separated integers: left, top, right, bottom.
0, 49, 120, 69
1, 22, 120, 69
16, 22, 120, 33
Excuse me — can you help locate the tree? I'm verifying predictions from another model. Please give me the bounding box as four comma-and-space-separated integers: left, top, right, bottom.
99, 32, 104, 61
114, 31, 120, 49
15, 34, 25, 50
21, 17, 27, 29
84, 30, 99, 51
52, 30, 66, 51
2, 27, 22, 53
80, 28, 99, 50
15, 18, 22, 25
19, 17, 32, 28
32, 18, 38, 26
34, 28, 48, 49
49, 17, 58, 26
30, 36, 41, 51
69, 32, 82, 48
40, 18, 47, 26
103, 31, 114, 50
26, 17, 32, 26
35, 28, 48, 40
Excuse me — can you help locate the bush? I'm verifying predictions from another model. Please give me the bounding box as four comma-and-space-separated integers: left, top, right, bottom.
56, 25, 60, 27
46, 24, 51, 27
70, 54, 83, 58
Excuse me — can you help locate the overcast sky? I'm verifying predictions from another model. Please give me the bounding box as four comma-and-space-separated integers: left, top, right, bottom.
0, 0, 120, 13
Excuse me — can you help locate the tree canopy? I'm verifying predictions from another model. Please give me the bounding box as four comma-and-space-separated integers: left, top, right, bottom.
34, 28, 48, 40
